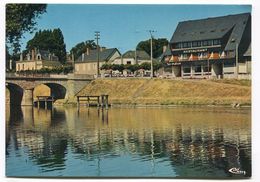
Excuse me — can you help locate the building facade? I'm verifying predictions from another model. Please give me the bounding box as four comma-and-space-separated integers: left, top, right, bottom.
167, 13, 251, 79
112, 50, 151, 65
16, 49, 61, 71
74, 48, 121, 75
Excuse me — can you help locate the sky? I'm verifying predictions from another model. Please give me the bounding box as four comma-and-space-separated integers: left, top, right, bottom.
20, 4, 251, 54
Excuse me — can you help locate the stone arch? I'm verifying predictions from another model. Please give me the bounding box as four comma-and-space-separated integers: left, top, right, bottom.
43, 83, 67, 100
6, 82, 24, 106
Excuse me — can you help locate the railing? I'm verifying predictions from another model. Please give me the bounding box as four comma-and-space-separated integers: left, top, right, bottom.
6, 72, 94, 80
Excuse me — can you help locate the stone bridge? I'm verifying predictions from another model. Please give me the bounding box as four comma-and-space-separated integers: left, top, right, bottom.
6, 73, 93, 106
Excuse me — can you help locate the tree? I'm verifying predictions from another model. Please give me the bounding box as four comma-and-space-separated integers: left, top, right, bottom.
136, 38, 169, 58
139, 62, 151, 70
26, 28, 67, 64
6, 4, 47, 53
70, 40, 97, 60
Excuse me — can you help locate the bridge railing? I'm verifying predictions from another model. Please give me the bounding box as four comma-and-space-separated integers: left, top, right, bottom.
6, 72, 94, 80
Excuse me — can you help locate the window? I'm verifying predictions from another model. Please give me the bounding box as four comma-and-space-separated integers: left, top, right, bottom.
202, 40, 208, 46
183, 67, 191, 73
127, 61, 131, 65
183, 42, 188, 48
213, 39, 220, 45
194, 65, 202, 73
175, 43, 182, 49
187, 42, 191, 48
207, 40, 212, 46
192, 41, 198, 47
203, 66, 211, 73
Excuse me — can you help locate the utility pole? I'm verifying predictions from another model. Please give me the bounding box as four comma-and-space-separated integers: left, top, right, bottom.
235, 43, 239, 79
149, 30, 156, 78
95, 31, 100, 77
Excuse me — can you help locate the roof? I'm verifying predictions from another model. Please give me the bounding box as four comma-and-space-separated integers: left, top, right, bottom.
42, 60, 62, 67
243, 43, 251, 57
170, 13, 251, 51
36, 50, 59, 61
122, 50, 150, 60
157, 46, 172, 62
76, 48, 120, 63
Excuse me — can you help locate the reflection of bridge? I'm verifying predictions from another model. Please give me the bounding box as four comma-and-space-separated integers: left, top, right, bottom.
6, 73, 93, 106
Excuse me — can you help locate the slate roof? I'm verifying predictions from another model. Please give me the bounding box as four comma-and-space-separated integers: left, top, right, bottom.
170, 13, 251, 51
158, 46, 172, 62
122, 50, 150, 60
38, 50, 59, 61
243, 43, 251, 57
42, 60, 62, 67
76, 48, 120, 63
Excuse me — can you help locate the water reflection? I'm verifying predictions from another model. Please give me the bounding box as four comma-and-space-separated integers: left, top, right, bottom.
6, 106, 251, 178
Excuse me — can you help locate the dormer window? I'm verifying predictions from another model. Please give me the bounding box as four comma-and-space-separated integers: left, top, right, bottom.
36, 54, 41, 60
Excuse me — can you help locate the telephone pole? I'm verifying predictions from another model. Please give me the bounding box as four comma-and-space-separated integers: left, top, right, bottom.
95, 31, 100, 77
148, 30, 156, 78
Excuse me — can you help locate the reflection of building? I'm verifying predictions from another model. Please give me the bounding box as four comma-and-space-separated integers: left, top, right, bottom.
16, 49, 61, 71
167, 13, 251, 79
74, 48, 121, 75
6, 107, 251, 177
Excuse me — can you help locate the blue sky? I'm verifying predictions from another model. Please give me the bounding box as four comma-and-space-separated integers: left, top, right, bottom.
21, 4, 251, 53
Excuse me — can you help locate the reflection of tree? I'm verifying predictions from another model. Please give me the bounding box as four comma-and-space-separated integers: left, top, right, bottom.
6, 106, 251, 177
29, 136, 67, 172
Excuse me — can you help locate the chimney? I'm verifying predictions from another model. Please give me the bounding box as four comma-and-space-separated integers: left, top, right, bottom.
9, 59, 12, 70
31, 49, 34, 61
100, 47, 106, 52
82, 53, 85, 62
86, 47, 90, 55
20, 53, 23, 61
72, 53, 75, 63
163, 45, 167, 53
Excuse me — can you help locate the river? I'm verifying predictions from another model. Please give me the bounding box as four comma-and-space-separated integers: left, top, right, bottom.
6, 106, 251, 178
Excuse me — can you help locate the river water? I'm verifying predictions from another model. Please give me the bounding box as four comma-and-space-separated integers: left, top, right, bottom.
5, 106, 251, 178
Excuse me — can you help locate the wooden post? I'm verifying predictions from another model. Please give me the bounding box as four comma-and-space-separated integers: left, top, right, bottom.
45, 98, 47, 110
105, 95, 108, 109
37, 97, 40, 109
77, 96, 79, 108
101, 95, 104, 108
97, 96, 100, 107
87, 96, 90, 107
51, 96, 54, 108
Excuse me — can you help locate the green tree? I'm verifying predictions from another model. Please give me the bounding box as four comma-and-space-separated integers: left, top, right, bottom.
6, 4, 47, 53
70, 40, 97, 60
124, 64, 140, 73
139, 62, 151, 70
136, 38, 169, 58
153, 61, 163, 71
100, 63, 112, 70
26, 28, 67, 64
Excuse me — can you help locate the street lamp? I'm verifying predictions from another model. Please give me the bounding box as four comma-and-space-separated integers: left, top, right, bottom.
148, 30, 156, 78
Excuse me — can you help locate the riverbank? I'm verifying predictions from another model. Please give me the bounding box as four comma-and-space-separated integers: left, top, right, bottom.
75, 78, 251, 106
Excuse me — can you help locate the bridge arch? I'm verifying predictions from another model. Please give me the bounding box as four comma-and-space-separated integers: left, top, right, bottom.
35, 83, 67, 101
6, 82, 24, 106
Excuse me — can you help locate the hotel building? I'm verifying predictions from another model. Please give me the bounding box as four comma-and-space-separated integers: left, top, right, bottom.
167, 13, 251, 79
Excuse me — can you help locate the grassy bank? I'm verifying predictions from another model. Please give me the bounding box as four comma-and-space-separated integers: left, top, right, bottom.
77, 78, 251, 106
